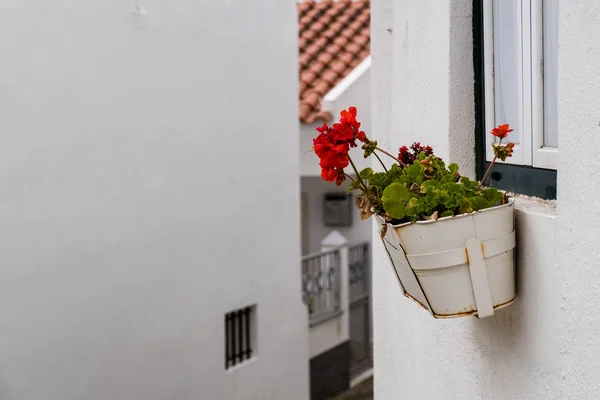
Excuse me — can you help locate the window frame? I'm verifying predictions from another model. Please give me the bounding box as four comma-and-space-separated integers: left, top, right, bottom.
474, 0, 557, 199
482, 0, 558, 170
532, 0, 559, 169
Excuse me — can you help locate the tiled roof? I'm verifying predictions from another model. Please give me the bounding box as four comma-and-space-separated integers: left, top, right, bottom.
298, 0, 370, 124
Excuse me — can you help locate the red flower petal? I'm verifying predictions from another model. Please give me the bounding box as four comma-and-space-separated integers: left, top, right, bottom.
491, 123, 514, 139
321, 168, 337, 182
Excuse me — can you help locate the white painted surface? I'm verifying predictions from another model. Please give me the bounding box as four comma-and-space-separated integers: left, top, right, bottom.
369, 0, 600, 398
300, 63, 371, 177
309, 315, 345, 358
375, 0, 474, 177
300, 177, 372, 255
0, 1, 308, 400
555, 1, 600, 397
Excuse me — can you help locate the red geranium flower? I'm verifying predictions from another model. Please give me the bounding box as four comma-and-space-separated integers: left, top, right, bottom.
331, 123, 355, 144
491, 124, 513, 139
339, 106, 357, 123
398, 143, 437, 165
313, 107, 370, 184
321, 168, 337, 182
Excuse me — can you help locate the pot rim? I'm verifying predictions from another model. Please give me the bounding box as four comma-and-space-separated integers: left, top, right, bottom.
376, 197, 515, 228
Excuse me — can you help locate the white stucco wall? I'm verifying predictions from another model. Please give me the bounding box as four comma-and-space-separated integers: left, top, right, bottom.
554, 1, 600, 397
300, 64, 371, 177
301, 177, 372, 255
0, 2, 308, 400
309, 315, 345, 358
370, 0, 599, 398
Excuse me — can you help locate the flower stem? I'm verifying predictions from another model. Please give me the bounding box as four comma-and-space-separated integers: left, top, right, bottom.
478, 138, 501, 191
478, 156, 497, 191
375, 147, 406, 167
433, 162, 453, 193
344, 173, 356, 182
374, 152, 388, 172
348, 156, 369, 192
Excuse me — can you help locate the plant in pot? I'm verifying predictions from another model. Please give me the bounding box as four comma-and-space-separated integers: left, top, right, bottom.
311, 107, 516, 319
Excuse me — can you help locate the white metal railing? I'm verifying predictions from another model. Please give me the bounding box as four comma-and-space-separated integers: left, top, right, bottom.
301, 249, 341, 325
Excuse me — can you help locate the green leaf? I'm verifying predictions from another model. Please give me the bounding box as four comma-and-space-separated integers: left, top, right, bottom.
443, 196, 458, 210
397, 175, 411, 185
437, 190, 451, 203
346, 179, 363, 193
404, 197, 419, 217
369, 163, 403, 192
441, 210, 455, 218
482, 187, 502, 203
448, 163, 459, 176
445, 181, 460, 194
435, 158, 447, 171
421, 179, 440, 190
359, 167, 373, 180
424, 187, 439, 208
382, 183, 410, 219
470, 196, 491, 211
407, 163, 423, 180
460, 176, 479, 192
458, 198, 473, 214
369, 172, 386, 188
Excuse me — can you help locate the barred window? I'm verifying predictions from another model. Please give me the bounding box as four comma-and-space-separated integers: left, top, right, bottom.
225, 306, 255, 369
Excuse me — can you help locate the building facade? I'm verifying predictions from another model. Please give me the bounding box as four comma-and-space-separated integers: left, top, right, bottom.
0, 1, 308, 399
371, 0, 600, 399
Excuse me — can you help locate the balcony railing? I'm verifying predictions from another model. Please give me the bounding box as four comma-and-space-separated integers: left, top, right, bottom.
301, 249, 341, 325
349, 242, 370, 302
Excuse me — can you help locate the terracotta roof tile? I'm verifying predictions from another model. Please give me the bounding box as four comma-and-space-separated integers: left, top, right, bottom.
326, 43, 342, 54
358, 48, 370, 60
348, 58, 361, 69
300, 70, 317, 84
344, 42, 362, 54
349, 20, 364, 32
340, 52, 355, 65
298, 0, 370, 124
321, 70, 339, 85
299, 52, 311, 68
309, 61, 325, 75
313, 37, 328, 48
333, 36, 349, 47
317, 52, 334, 65
340, 29, 356, 39
331, 61, 347, 74
354, 34, 369, 47
312, 81, 331, 96
303, 91, 320, 108
355, 12, 370, 25
298, 36, 309, 50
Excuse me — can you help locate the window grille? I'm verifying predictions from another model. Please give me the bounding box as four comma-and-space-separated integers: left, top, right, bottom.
225, 306, 254, 369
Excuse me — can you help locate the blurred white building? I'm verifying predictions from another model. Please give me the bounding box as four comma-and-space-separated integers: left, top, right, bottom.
0, 1, 308, 399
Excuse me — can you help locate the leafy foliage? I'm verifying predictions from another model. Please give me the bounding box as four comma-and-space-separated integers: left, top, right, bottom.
311, 106, 513, 225
347, 151, 506, 223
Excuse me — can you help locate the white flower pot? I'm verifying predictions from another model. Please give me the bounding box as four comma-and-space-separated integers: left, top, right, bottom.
378, 199, 516, 319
